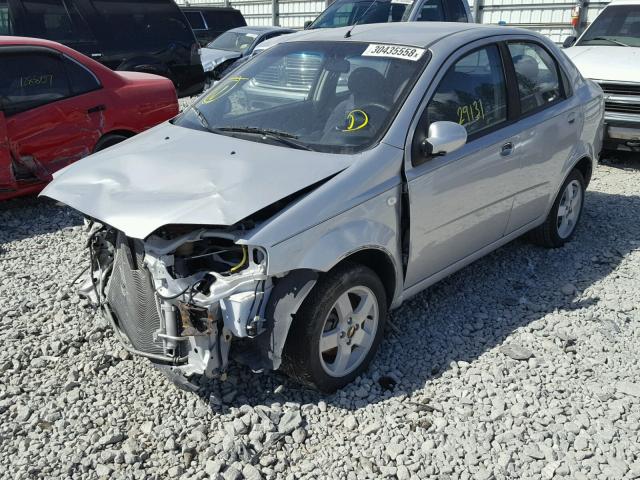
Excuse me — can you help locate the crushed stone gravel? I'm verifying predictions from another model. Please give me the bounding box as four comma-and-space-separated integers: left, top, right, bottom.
1, 157, 639, 479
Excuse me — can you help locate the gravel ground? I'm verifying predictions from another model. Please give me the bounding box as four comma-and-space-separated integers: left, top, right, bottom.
1, 156, 639, 480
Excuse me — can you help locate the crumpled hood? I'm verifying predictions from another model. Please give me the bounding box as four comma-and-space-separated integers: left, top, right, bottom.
41, 122, 351, 239
200, 48, 242, 72
564, 46, 640, 83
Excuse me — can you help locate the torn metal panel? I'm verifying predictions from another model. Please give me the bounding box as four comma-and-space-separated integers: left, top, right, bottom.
41, 122, 352, 239
259, 269, 318, 370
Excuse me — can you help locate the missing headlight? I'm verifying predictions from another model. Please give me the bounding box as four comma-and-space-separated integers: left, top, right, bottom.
173, 238, 248, 278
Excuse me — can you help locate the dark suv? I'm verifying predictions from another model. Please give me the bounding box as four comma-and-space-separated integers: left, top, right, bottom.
181, 6, 246, 47
0, 0, 204, 97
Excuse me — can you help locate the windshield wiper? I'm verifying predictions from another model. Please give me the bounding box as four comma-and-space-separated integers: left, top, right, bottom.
192, 105, 216, 133
589, 36, 632, 47
215, 126, 314, 151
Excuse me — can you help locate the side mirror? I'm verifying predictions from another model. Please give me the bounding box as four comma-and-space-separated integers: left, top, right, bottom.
421, 121, 467, 157
563, 35, 577, 48
303, 20, 313, 29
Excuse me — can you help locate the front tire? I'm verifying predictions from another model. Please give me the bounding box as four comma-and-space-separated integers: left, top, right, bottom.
282, 263, 387, 393
530, 168, 585, 248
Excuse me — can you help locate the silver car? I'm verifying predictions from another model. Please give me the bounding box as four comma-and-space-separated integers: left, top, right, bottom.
42, 23, 604, 392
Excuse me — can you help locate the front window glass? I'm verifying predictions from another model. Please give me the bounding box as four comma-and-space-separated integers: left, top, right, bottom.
207, 31, 258, 53
0, 53, 71, 116
0, 0, 13, 35
508, 42, 562, 114
175, 41, 428, 153
309, 0, 408, 29
578, 5, 640, 47
427, 45, 507, 136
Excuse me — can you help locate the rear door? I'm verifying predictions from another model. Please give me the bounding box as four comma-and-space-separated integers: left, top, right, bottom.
502, 40, 580, 233
1, 47, 104, 181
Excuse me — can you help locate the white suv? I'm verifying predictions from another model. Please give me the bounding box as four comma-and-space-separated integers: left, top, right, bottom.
564, 0, 640, 152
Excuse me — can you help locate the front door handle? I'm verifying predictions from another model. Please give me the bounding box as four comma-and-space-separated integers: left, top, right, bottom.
88, 104, 106, 114
501, 142, 514, 156
567, 112, 577, 124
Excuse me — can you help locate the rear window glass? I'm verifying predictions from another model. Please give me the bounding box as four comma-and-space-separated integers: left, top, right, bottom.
22, 0, 95, 43
204, 10, 246, 28
0, 0, 13, 35
415, 0, 445, 22
89, 0, 193, 50
447, 0, 468, 22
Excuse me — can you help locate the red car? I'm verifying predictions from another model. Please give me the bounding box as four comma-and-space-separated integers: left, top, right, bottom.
0, 36, 179, 201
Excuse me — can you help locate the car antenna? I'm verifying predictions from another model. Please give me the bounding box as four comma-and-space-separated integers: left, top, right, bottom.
345, 0, 379, 38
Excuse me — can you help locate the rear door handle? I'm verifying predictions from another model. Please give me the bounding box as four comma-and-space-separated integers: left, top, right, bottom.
568, 112, 577, 124
501, 142, 514, 156
88, 104, 106, 114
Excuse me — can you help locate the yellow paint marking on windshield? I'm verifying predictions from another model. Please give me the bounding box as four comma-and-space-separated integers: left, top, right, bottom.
342, 109, 369, 132
203, 76, 248, 104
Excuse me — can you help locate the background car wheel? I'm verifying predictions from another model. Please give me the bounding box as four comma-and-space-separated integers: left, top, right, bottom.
94, 134, 130, 153
529, 168, 585, 248
283, 263, 387, 393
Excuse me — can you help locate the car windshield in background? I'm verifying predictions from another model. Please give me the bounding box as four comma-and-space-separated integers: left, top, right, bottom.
175, 41, 429, 153
208, 31, 258, 53
308, 0, 411, 28
578, 5, 640, 47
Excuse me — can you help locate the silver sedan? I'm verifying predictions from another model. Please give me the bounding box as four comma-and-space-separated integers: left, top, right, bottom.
43, 22, 604, 392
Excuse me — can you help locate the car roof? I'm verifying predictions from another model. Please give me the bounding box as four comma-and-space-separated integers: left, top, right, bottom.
228, 26, 294, 34
0, 35, 116, 76
273, 22, 533, 48
0, 35, 75, 50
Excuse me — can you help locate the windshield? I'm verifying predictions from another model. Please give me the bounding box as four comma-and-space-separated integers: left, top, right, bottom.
207, 31, 259, 53
578, 5, 640, 47
175, 41, 428, 153
309, 0, 410, 28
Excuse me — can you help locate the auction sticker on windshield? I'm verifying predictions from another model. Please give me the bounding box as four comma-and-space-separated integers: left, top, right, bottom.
362, 44, 426, 61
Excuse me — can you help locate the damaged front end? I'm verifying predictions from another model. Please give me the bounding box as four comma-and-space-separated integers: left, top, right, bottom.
83, 221, 293, 383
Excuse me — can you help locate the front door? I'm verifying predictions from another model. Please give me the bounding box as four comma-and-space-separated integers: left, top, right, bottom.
0, 48, 103, 184
404, 43, 522, 288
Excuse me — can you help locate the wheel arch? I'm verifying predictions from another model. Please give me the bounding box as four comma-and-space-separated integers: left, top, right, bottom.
93, 130, 137, 153
574, 155, 593, 188
329, 247, 397, 309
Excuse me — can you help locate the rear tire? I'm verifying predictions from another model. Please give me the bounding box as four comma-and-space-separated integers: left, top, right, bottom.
94, 134, 130, 153
529, 168, 585, 248
282, 263, 387, 393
